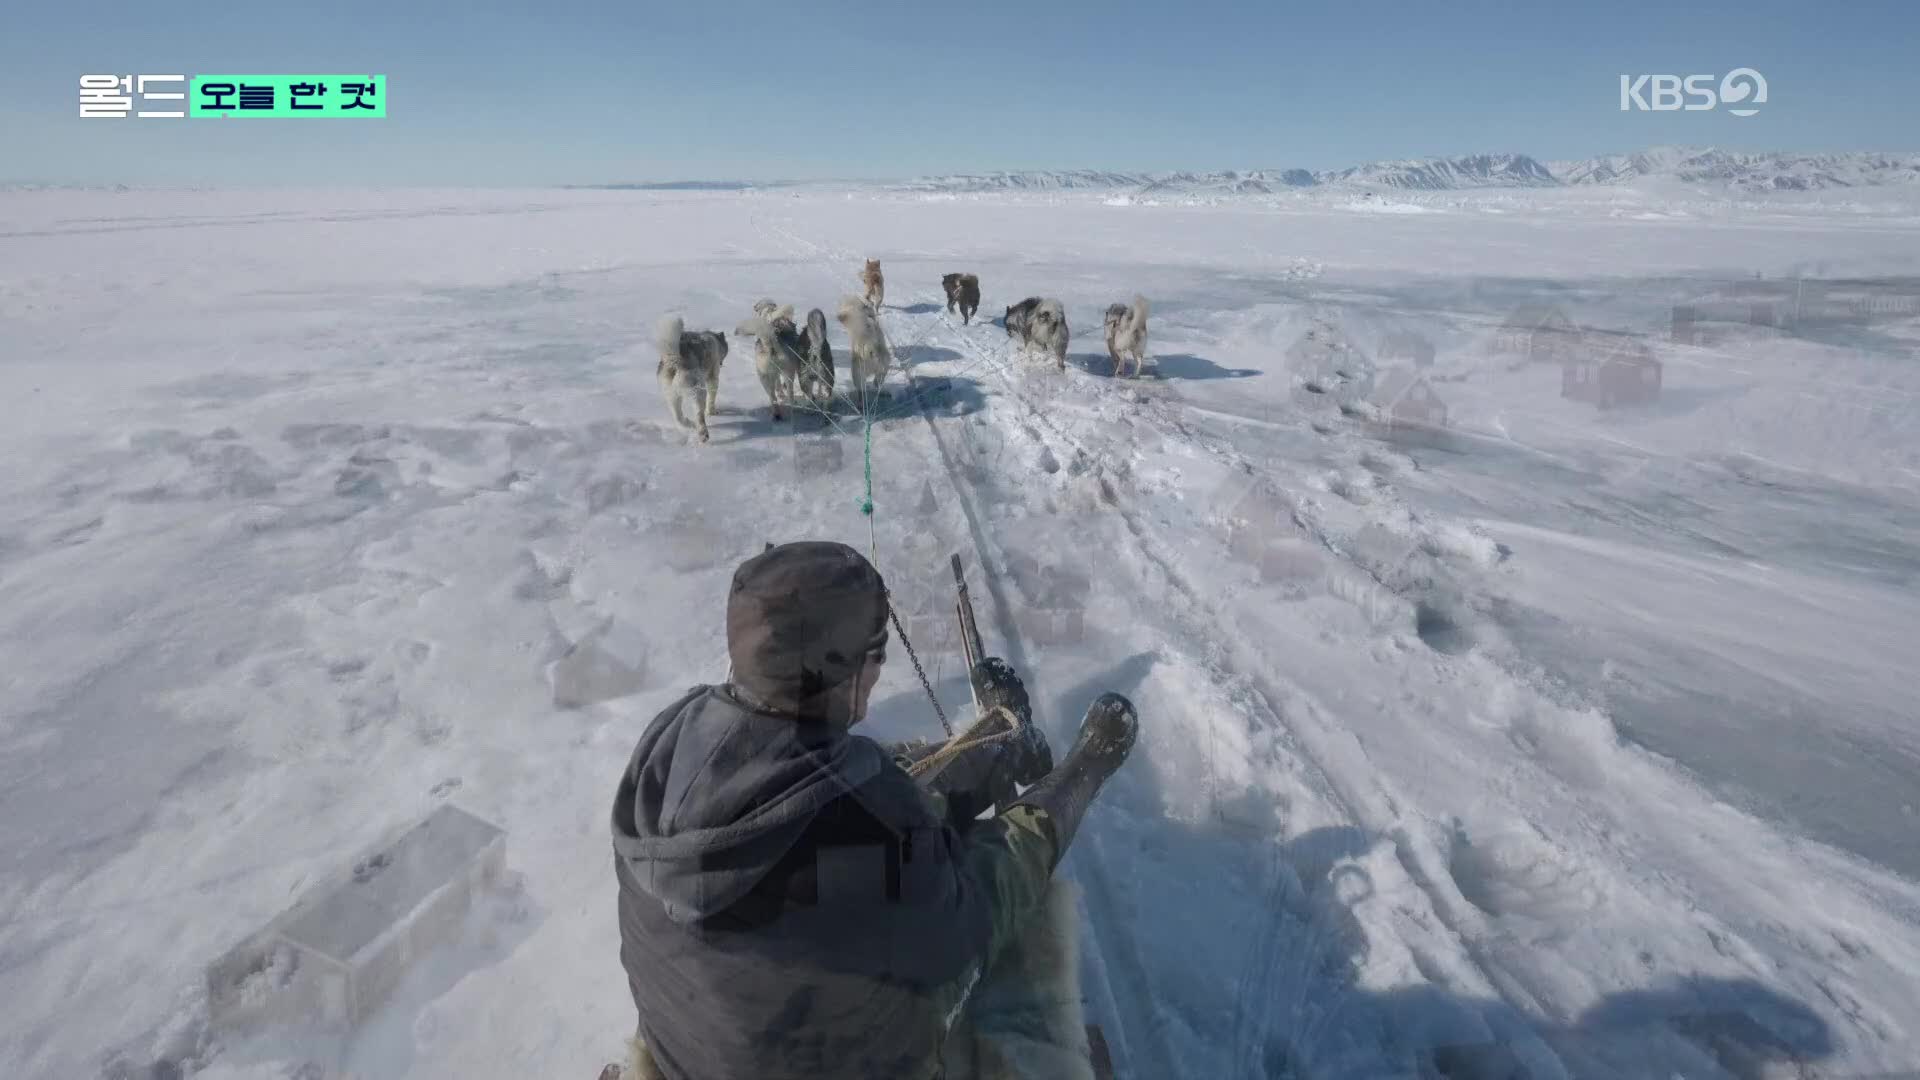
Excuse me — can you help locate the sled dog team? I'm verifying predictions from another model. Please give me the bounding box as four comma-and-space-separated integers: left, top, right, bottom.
657, 260, 1152, 443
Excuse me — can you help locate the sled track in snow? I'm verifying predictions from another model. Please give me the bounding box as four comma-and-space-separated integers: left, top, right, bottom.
885, 293, 1582, 1070
894, 369, 1173, 1080
743, 206, 1575, 1077
744, 209, 1174, 1079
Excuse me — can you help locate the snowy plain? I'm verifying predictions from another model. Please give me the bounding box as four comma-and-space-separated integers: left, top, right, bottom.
1, 182, 1918, 1079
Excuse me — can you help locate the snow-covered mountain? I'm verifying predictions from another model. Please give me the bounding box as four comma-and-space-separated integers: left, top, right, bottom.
1549, 147, 1920, 190
893, 170, 1161, 193
894, 156, 1556, 195
1317, 152, 1557, 189
891, 147, 1920, 196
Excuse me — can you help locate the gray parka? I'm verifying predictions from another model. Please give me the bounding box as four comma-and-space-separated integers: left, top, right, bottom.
611, 542, 1057, 1080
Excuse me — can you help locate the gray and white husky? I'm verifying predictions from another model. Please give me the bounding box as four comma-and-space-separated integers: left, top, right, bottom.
836, 295, 892, 408
1004, 296, 1042, 341
1006, 297, 1069, 370
656, 315, 728, 443
1102, 295, 1150, 378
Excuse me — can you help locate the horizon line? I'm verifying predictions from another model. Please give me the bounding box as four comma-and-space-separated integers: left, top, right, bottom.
8, 143, 1918, 192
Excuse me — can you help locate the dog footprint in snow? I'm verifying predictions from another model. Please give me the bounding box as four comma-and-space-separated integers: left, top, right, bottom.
1417, 525, 1508, 570
1323, 472, 1377, 506
415, 714, 453, 746
1357, 450, 1411, 477
1447, 819, 1606, 921
511, 548, 574, 600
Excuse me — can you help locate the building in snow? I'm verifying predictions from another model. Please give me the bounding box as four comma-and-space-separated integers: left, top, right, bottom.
1669, 304, 1703, 346
1217, 473, 1323, 586
1671, 279, 1802, 344
1796, 278, 1920, 326
1496, 303, 1579, 363
1003, 551, 1090, 644
1672, 277, 1920, 344
1561, 331, 1662, 408
1378, 330, 1436, 369
207, 805, 507, 1034
1368, 367, 1449, 431
1286, 324, 1374, 400
792, 431, 845, 479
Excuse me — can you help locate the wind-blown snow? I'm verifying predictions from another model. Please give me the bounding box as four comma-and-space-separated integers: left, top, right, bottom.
2, 185, 1918, 1079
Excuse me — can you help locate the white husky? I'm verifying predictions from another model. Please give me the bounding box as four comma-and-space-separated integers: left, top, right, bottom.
836, 296, 892, 409
1102, 295, 1150, 378
734, 303, 803, 421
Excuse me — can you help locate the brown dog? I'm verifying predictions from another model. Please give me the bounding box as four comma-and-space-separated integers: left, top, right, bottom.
860, 259, 885, 309
942, 273, 982, 324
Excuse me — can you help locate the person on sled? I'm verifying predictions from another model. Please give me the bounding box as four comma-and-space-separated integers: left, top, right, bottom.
610, 540, 1138, 1080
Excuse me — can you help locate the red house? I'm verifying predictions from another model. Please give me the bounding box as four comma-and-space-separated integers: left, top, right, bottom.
1562, 331, 1662, 408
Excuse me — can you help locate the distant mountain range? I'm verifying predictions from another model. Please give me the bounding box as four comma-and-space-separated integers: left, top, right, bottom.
1544, 147, 1920, 191
884, 148, 1920, 195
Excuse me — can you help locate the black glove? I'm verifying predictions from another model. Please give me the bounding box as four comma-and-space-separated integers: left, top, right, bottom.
932, 658, 1053, 820
970, 657, 1054, 790
895, 658, 1055, 826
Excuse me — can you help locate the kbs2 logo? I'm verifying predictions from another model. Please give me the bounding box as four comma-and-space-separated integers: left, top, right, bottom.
1619, 69, 1767, 116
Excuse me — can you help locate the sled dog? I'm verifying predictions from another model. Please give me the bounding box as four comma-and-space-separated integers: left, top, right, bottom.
733, 303, 804, 421
943, 273, 982, 324
797, 307, 836, 407
836, 295, 892, 408
656, 315, 728, 442
1006, 297, 1069, 370
1102, 295, 1150, 378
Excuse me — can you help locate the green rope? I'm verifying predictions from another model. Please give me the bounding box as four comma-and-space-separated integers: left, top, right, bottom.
859, 407, 875, 517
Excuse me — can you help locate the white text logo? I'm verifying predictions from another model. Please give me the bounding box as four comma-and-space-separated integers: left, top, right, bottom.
1619, 69, 1767, 117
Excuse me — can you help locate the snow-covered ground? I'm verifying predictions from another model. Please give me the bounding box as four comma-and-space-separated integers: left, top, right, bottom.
2, 185, 1918, 1079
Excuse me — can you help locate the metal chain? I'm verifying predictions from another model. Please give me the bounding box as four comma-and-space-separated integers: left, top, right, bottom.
886, 596, 953, 738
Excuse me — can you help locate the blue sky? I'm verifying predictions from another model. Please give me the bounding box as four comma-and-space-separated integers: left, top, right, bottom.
4, 0, 1916, 185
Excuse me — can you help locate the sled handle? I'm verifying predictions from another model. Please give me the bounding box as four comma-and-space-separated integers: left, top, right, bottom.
951, 553, 987, 672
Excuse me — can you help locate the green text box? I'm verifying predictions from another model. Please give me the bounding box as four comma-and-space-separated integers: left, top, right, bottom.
190, 75, 386, 118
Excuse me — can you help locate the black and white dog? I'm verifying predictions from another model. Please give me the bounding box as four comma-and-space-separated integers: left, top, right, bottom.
797, 307, 836, 407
